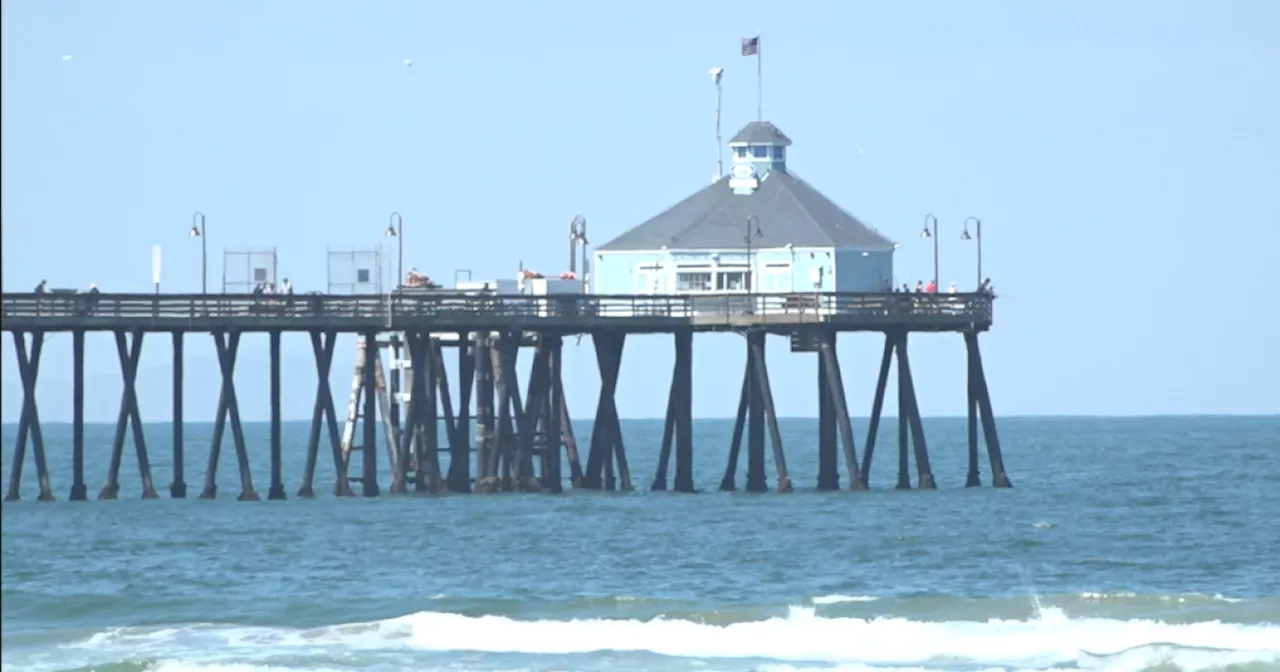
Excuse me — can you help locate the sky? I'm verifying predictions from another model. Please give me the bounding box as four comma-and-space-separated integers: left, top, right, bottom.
2, 0, 1278, 424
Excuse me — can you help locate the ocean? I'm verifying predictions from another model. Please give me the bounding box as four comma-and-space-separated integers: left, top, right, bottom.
2, 415, 1278, 672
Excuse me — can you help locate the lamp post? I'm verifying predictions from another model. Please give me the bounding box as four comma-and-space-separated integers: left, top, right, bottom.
920, 213, 938, 288
187, 212, 207, 294
745, 214, 762, 292
384, 211, 403, 290
569, 215, 590, 293
961, 216, 982, 289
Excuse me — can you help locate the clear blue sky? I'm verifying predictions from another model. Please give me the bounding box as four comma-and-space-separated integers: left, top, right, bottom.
3, 0, 1277, 423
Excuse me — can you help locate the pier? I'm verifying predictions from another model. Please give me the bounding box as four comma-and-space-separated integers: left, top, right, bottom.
1, 290, 1011, 501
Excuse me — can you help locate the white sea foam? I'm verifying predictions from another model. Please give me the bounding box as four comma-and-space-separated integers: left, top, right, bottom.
1077, 591, 1246, 604
811, 594, 882, 605
379, 606, 1278, 667
149, 660, 348, 665
10, 606, 1278, 672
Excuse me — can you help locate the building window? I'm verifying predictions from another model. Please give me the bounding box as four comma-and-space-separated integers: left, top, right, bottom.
253, 268, 268, 282
357, 269, 371, 283
773, 146, 785, 161
751, 145, 770, 158
734, 147, 748, 159
676, 271, 712, 292
716, 270, 749, 291
762, 262, 792, 292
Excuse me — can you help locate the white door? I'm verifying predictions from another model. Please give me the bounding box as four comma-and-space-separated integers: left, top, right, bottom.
634, 269, 654, 294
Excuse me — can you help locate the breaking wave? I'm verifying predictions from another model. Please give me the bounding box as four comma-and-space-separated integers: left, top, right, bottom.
3, 600, 1277, 672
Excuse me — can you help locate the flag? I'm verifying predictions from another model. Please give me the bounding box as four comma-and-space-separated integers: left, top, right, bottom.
741, 36, 759, 56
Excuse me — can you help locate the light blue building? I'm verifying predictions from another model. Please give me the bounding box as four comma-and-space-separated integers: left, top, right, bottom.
594, 121, 896, 297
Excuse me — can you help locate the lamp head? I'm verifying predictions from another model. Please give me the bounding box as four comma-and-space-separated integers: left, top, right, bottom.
188, 224, 200, 237
709, 67, 723, 85
384, 224, 397, 237
960, 229, 972, 241
920, 227, 932, 239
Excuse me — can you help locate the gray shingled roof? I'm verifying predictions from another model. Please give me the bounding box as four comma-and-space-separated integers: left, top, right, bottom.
729, 121, 792, 146
596, 170, 896, 252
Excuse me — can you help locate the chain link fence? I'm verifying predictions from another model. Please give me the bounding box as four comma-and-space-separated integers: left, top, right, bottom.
222, 248, 278, 293
327, 247, 383, 294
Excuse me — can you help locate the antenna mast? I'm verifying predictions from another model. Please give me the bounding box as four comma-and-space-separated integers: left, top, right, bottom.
711, 67, 724, 182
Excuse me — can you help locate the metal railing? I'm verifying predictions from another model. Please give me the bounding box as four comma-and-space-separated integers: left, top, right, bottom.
0, 291, 993, 328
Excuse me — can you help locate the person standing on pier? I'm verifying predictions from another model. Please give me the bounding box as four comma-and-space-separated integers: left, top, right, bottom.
34, 279, 47, 315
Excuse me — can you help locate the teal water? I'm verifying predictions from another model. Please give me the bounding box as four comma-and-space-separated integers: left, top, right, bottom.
3, 416, 1279, 672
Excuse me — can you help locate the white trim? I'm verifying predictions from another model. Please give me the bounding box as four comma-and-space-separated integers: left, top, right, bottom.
597, 246, 838, 256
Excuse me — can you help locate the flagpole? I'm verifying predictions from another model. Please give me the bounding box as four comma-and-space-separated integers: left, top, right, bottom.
756, 32, 763, 121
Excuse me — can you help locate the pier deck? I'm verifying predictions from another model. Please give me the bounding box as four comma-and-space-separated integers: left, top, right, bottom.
1, 291, 992, 333
1, 290, 1010, 502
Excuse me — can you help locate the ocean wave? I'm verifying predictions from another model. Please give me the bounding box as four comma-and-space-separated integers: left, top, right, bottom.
5, 604, 1277, 672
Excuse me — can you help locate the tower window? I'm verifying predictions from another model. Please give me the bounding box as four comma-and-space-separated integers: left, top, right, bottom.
752, 145, 770, 158
773, 146, 785, 160
734, 147, 748, 159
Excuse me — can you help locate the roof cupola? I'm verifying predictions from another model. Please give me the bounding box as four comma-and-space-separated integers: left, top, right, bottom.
727, 121, 792, 194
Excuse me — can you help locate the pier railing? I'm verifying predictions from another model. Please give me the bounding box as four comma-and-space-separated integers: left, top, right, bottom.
0, 291, 992, 332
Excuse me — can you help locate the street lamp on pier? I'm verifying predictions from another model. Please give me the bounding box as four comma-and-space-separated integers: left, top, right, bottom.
384, 211, 403, 290
920, 213, 938, 288
188, 212, 207, 294
745, 214, 762, 292
961, 216, 982, 289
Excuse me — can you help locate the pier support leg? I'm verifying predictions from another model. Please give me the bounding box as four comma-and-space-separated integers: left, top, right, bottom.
170, 331, 187, 498
398, 334, 422, 493
515, 338, 551, 492
446, 333, 474, 493
545, 336, 565, 493
750, 331, 792, 493
420, 335, 442, 493
653, 331, 695, 492
481, 334, 514, 492
99, 330, 158, 500
817, 349, 837, 490
895, 334, 935, 489
860, 335, 894, 488
966, 346, 981, 488
389, 335, 402, 438
200, 331, 259, 501
584, 331, 630, 491
894, 333, 912, 490
672, 329, 695, 492
403, 331, 443, 493
473, 335, 496, 492
429, 339, 457, 491
819, 331, 865, 490
298, 331, 345, 497
389, 334, 412, 495
5, 331, 53, 501
532, 339, 557, 491
745, 334, 767, 493
965, 332, 1012, 488
651, 371, 678, 492
70, 329, 87, 500
267, 330, 287, 500
360, 331, 380, 497
718, 368, 749, 492
374, 354, 401, 493
560, 378, 584, 488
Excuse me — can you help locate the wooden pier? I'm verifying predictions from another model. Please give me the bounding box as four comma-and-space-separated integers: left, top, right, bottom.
1, 290, 1011, 501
